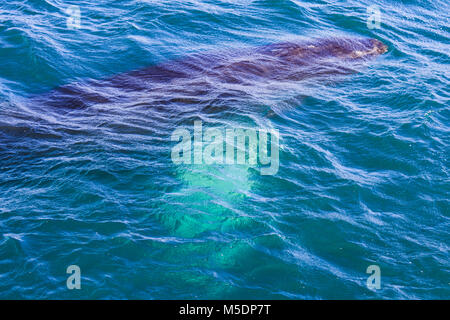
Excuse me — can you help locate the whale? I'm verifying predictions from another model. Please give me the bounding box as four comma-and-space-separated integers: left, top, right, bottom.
33, 38, 388, 110
8, 38, 389, 243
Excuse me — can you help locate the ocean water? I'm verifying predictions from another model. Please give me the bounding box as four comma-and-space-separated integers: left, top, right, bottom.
0, 0, 448, 299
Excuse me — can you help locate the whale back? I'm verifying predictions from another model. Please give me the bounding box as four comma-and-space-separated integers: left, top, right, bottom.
32, 38, 387, 111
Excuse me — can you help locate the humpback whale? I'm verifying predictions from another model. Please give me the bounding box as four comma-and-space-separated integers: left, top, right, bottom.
34, 38, 387, 110
15, 38, 388, 239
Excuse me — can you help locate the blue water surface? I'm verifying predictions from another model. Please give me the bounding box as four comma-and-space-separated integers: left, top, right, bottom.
0, 0, 449, 299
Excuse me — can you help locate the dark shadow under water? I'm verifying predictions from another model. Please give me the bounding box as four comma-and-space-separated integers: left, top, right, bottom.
30, 38, 387, 114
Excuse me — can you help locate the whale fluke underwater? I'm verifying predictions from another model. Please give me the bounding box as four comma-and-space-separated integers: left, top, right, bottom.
34, 38, 387, 110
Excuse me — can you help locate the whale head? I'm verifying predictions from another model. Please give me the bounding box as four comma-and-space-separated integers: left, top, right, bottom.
308, 38, 388, 60
260, 38, 388, 64
346, 38, 388, 58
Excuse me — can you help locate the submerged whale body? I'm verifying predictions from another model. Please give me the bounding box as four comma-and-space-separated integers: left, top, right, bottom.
35, 38, 388, 110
